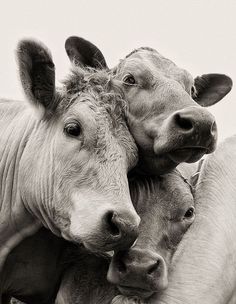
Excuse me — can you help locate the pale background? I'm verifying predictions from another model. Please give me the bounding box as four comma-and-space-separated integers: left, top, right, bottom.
0, 0, 235, 141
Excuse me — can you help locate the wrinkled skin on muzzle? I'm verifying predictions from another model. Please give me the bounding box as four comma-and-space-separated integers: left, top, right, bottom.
65, 37, 233, 174
108, 169, 196, 300
16, 39, 140, 254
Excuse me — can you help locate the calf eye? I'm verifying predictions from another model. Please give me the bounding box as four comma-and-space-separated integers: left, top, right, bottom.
64, 122, 81, 137
123, 74, 136, 86
184, 206, 195, 219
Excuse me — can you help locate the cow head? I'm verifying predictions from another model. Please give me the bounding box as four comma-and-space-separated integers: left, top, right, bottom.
108, 169, 195, 300
17, 39, 140, 252
65, 36, 233, 174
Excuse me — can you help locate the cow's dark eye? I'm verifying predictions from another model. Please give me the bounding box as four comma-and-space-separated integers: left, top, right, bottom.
64, 122, 81, 137
123, 74, 136, 86
184, 206, 195, 219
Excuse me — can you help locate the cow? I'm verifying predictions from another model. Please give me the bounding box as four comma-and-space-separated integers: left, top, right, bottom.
107, 169, 195, 302
4, 165, 196, 304
65, 36, 233, 174
152, 135, 236, 304
0, 38, 141, 293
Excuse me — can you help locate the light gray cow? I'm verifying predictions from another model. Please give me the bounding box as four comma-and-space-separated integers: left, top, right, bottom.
65, 36, 232, 174
153, 135, 236, 304
0, 38, 141, 296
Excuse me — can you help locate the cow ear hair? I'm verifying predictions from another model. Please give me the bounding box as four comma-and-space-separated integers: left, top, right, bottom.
65, 36, 108, 70
190, 159, 204, 188
193, 73, 233, 107
17, 39, 57, 114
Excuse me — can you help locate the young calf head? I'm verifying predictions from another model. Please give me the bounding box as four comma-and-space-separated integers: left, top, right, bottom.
65, 37, 232, 174
108, 170, 195, 300
17, 39, 140, 252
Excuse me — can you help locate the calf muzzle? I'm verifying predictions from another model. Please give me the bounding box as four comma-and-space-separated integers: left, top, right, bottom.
107, 248, 168, 298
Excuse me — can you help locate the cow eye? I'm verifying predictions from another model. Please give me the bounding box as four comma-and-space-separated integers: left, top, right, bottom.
64, 122, 81, 137
184, 206, 195, 219
123, 74, 136, 86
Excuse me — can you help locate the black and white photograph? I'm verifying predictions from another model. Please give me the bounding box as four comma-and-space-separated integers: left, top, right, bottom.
0, 1, 235, 303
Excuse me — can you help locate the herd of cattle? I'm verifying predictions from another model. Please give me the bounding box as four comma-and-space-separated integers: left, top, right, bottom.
0, 36, 234, 304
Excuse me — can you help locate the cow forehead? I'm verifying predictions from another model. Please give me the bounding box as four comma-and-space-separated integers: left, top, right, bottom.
121, 49, 194, 88
159, 173, 194, 209
133, 173, 193, 216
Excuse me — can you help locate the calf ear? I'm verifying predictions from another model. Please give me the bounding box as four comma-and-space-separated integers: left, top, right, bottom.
193, 73, 233, 107
17, 39, 56, 112
65, 36, 108, 69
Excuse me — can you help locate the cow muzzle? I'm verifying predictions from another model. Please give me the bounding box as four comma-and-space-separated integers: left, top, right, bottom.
68, 194, 140, 253
107, 248, 168, 299
153, 106, 217, 164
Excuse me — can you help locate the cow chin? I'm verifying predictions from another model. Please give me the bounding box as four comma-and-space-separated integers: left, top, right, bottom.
117, 286, 155, 299
167, 147, 207, 164
137, 148, 206, 175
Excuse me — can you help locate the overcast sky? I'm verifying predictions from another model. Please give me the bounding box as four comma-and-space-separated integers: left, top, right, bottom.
1, 0, 235, 141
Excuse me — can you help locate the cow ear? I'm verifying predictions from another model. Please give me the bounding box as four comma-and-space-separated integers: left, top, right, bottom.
65, 36, 108, 70
17, 39, 57, 113
193, 74, 233, 107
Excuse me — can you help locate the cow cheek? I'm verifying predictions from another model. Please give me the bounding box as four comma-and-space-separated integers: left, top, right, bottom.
68, 191, 109, 242
169, 222, 190, 248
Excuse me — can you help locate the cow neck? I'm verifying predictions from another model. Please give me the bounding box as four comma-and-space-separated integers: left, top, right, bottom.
0, 101, 42, 276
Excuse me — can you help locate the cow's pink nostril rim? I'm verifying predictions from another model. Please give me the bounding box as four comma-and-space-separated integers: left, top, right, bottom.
174, 113, 194, 131
105, 211, 120, 236
147, 259, 161, 275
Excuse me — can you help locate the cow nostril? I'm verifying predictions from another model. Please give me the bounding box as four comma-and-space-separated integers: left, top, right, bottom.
117, 259, 127, 274
105, 211, 120, 236
175, 113, 194, 131
147, 259, 161, 275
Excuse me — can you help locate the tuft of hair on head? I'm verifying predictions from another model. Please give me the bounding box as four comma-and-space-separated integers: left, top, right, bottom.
125, 46, 157, 59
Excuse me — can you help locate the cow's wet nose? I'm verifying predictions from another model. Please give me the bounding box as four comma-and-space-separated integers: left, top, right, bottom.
107, 249, 168, 292
170, 106, 217, 151
103, 211, 140, 251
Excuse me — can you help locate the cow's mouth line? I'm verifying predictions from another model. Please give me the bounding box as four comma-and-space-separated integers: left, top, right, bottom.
152, 144, 209, 156
118, 284, 155, 298
166, 146, 208, 155
166, 147, 207, 164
